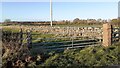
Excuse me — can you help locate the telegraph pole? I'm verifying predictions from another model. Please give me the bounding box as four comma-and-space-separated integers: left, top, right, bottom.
50, 0, 53, 26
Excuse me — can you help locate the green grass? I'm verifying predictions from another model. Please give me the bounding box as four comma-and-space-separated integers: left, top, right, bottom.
42, 43, 119, 66
0, 24, 2, 26
2, 27, 89, 44
2, 27, 20, 32
2, 25, 100, 44
32, 33, 55, 43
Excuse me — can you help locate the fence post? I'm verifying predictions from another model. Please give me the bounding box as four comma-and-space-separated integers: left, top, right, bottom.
19, 28, 23, 46
103, 23, 112, 47
71, 27, 74, 47
26, 29, 32, 49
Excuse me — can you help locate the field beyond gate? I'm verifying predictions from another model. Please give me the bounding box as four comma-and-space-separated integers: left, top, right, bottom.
2, 25, 104, 50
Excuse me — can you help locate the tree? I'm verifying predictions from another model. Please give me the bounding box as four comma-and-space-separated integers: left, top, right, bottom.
73, 18, 80, 24
4, 19, 11, 23
111, 19, 120, 27
65, 20, 70, 24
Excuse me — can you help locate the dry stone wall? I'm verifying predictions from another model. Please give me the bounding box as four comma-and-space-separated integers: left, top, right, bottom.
31, 26, 103, 39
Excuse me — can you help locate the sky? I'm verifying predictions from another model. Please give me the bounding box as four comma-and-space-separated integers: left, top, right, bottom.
1, 2, 119, 22
1, 0, 120, 2
118, 2, 120, 17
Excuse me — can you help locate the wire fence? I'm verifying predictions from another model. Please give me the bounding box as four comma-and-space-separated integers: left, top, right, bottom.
112, 27, 120, 43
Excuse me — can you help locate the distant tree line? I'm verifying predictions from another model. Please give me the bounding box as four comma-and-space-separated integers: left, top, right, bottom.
3, 18, 120, 26
57, 18, 120, 26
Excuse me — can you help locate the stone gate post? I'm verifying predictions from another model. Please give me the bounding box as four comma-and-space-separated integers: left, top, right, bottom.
103, 23, 112, 47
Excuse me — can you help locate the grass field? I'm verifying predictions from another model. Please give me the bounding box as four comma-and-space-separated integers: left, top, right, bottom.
2, 25, 95, 44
